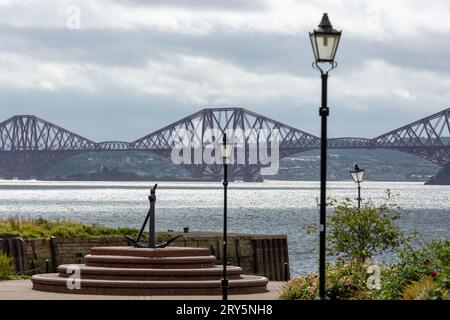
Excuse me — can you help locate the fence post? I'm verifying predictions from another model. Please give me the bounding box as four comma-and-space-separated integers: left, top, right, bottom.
50, 236, 58, 272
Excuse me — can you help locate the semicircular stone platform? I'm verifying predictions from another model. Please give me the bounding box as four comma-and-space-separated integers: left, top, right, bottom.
31, 246, 269, 295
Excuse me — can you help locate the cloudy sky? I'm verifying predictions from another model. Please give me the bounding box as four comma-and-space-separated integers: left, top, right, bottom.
1, 0, 449, 141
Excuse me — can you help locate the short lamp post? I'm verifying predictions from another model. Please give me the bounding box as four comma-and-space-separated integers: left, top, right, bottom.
309, 12, 342, 300
350, 164, 365, 210
219, 133, 232, 301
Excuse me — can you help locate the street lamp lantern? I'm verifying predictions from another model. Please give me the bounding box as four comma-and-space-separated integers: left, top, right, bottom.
219, 136, 233, 160
350, 164, 365, 184
309, 13, 342, 63
309, 12, 341, 300
350, 164, 364, 210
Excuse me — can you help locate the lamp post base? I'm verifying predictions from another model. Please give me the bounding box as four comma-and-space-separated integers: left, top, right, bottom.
315, 295, 330, 300
221, 279, 229, 300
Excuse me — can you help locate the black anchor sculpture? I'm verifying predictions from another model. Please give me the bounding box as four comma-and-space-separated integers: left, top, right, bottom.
125, 184, 182, 248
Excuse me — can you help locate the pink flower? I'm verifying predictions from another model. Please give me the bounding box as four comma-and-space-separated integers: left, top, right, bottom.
343, 279, 353, 287
428, 271, 437, 278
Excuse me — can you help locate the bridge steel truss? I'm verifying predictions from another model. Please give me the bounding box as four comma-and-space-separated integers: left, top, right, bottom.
132, 108, 320, 180
0, 107, 449, 179
371, 108, 450, 166
0, 115, 96, 178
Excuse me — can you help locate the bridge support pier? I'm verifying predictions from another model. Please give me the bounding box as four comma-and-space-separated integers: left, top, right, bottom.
425, 163, 450, 185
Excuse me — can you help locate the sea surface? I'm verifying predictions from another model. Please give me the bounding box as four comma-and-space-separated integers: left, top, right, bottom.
0, 180, 448, 277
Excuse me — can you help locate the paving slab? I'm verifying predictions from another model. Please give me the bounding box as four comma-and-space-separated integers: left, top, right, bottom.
0, 279, 285, 300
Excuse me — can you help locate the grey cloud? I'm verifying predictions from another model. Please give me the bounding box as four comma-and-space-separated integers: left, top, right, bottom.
338, 35, 450, 75
3, 25, 450, 80
1, 26, 308, 72
1, 82, 444, 143
1, 2, 449, 141
0, 88, 201, 142
113, 0, 268, 11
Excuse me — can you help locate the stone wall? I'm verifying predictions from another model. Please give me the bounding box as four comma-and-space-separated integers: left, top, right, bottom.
1, 232, 290, 281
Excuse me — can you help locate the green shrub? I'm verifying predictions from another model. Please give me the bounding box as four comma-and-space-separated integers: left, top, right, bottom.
401, 276, 435, 300
377, 239, 450, 300
280, 240, 449, 301
401, 266, 449, 300
327, 192, 405, 263
279, 273, 319, 300
429, 265, 450, 300
325, 261, 369, 299
296, 192, 448, 301
0, 252, 18, 281
279, 261, 374, 300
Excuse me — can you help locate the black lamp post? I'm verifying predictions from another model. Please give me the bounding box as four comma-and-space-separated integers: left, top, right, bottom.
350, 164, 365, 210
309, 13, 342, 300
219, 133, 232, 301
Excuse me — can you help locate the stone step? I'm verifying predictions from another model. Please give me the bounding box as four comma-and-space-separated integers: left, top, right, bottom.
31, 273, 269, 296
84, 254, 217, 269
89, 246, 211, 258
57, 264, 243, 281
31, 246, 269, 296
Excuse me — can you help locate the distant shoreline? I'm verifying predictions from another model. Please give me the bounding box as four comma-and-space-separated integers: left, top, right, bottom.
45, 176, 222, 182
0, 177, 433, 183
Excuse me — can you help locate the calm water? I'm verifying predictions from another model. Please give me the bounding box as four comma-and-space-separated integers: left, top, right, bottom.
0, 180, 448, 277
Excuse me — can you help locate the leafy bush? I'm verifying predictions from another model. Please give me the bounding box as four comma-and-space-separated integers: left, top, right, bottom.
279, 257, 449, 300
401, 276, 436, 300
0, 252, 19, 281
327, 192, 405, 263
280, 261, 374, 300
290, 192, 449, 300
279, 273, 319, 300
376, 239, 450, 300
325, 261, 369, 299
401, 266, 449, 300
287, 193, 414, 300
429, 265, 450, 300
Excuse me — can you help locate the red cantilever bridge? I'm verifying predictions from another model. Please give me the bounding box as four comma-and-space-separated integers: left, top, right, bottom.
0, 107, 449, 180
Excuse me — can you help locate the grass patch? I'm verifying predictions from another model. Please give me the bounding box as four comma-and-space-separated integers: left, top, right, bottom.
0, 216, 143, 239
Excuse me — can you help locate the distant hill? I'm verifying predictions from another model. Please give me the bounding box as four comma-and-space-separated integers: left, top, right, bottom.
46, 149, 440, 182
271, 149, 439, 181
